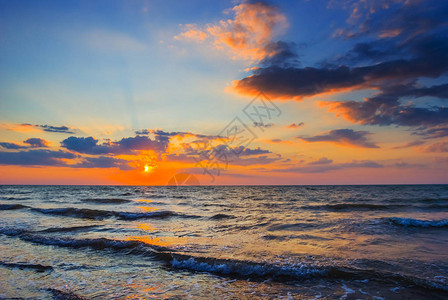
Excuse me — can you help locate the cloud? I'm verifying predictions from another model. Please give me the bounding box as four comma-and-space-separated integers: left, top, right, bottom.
272, 160, 383, 173
253, 122, 273, 128
232, 41, 448, 99
2, 123, 76, 134
422, 141, 448, 153
0, 150, 75, 166
117, 135, 169, 153
413, 127, 448, 139
0, 142, 28, 150
175, 2, 288, 61
229, 155, 280, 166
308, 157, 333, 165
287, 122, 304, 129
167, 144, 279, 166
61, 137, 111, 155
74, 156, 132, 171
393, 140, 424, 149
135, 129, 223, 141
330, 0, 448, 40
230, 0, 448, 141
174, 24, 208, 41
1, 138, 49, 149
298, 129, 379, 148
36, 125, 76, 134
23, 138, 49, 148
61, 135, 169, 155
321, 82, 448, 127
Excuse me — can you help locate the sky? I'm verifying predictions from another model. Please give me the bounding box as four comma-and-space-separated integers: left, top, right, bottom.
0, 0, 447, 185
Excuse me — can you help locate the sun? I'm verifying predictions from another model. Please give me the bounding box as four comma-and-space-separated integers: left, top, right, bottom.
144, 165, 154, 173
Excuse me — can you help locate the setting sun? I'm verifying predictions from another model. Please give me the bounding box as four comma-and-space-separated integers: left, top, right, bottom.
144, 165, 154, 173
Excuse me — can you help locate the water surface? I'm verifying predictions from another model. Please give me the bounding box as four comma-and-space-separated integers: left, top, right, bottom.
1, 185, 448, 299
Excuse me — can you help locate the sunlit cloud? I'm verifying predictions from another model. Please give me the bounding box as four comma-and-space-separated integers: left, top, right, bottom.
422, 141, 448, 153
175, 2, 288, 61
24, 138, 49, 148
298, 129, 379, 148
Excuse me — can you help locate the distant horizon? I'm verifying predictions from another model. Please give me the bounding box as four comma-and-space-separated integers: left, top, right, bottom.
2, 183, 447, 186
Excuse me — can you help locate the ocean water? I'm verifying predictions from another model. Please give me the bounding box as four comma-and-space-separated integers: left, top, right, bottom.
1, 185, 448, 299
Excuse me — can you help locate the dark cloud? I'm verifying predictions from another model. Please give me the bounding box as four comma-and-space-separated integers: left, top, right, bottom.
298, 129, 379, 148
260, 41, 300, 67
253, 122, 274, 128
23, 138, 49, 148
167, 144, 278, 166
16, 123, 76, 134
269, 139, 283, 143
237, 146, 271, 156
61, 137, 111, 155
331, 0, 448, 41
271, 160, 383, 173
117, 135, 168, 152
74, 156, 132, 171
233, 0, 448, 132
135, 129, 151, 135
37, 125, 75, 134
288, 122, 304, 129
413, 127, 448, 139
134, 129, 222, 141
61, 135, 169, 155
0, 150, 75, 166
308, 157, 333, 165
0, 142, 28, 150
234, 40, 448, 99
323, 82, 448, 127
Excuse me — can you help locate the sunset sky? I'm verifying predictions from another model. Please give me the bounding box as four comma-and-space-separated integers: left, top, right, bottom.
1, 0, 447, 185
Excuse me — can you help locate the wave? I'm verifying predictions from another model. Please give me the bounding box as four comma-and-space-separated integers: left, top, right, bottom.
0, 204, 29, 210
80, 198, 132, 204
29, 207, 191, 220
38, 225, 101, 233
31, 207, 116, 220
117, 210, 177, 220
267, 222, 319, 231
1, 228, 447, 290
389, 217, 448, 228
11, 233, 174, 262
209, 213, 236, 220
48, 288, 87, 300
301, 203, 402, 211
0, 261, 53, 273
170, 256, 323, 280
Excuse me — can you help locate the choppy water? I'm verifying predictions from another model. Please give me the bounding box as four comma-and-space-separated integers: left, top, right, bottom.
1, 185, 448, 299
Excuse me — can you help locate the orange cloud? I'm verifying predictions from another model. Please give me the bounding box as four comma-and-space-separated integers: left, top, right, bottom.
175, 2, 287, 61
174, 24, 208, 41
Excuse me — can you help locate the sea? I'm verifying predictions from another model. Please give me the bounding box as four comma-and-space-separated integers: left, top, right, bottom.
1, 185, 448, 299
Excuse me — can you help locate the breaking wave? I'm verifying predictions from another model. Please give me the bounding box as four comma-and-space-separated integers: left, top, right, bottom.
0, 227, 447, 291
389, 217, 448, 228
